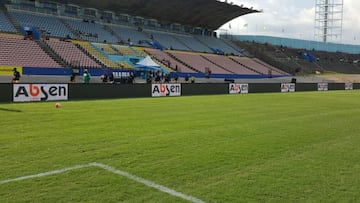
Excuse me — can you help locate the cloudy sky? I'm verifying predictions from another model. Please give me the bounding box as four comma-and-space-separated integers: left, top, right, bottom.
218, 0, 360, 45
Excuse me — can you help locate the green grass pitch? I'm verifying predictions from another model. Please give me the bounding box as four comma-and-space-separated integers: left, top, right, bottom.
1, 91, 360, 202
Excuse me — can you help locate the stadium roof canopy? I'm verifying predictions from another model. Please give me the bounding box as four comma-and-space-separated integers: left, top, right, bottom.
51, 0, 259, 30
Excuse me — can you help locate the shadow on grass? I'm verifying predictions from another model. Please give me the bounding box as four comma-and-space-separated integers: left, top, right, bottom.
0, 108, 22, 113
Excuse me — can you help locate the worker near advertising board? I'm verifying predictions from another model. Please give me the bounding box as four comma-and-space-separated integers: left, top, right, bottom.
83, 69, 91, 84
12, 68, 21, 83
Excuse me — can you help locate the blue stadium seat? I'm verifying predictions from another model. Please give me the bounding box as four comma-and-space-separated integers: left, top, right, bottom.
64, 18, 118, 43
0, 9, 17, 33
9, 10, 75, 39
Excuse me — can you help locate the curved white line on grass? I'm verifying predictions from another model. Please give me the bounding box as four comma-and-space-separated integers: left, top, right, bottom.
0, 163, 93, 185
91, 162, 205, 203
0, 162, 206, 203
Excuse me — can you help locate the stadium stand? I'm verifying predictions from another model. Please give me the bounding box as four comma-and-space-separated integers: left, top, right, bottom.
128, 47, 147, 57
252, 58, 289, 75
45, 39, 101, 68
0, 34, 61, 67
144, 48, 197, 73
1, 0, 299, 80
113, 45, 139, 56
230, 56, 285, 76
0, 9, 16, 33
173, 35, 213, 53
202, 54, 257, 75
235, 40, 360, 74
63, 18, 118, 43
168, 51, 233, 74
74, 40, 125, 68
147, 31, 190, 51
9, 10, 75, 39
196, 35, 243, 55
93, 43, 119, 55
109, 25, 150, 47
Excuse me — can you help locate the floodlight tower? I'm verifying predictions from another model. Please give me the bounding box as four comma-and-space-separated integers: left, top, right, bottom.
315, 0, 343, 43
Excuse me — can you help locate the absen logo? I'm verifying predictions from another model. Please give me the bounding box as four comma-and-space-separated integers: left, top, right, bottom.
281, 83, 296, 92
13, 84, 68, 102
152, 84, 181, 97
318, 83, 328, 91
229, 84, 248, 94
345, 83, 353, 90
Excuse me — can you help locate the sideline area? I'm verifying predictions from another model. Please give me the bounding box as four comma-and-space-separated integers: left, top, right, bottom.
0, 162, 205, 203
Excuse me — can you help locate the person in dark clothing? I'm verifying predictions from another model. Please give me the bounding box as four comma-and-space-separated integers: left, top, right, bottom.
109, 72, 114, 84
164, 74, 170, 83
184, 74, 190, 83
70, 72, 76, 83
101, 72, 108, 83
154, 72, 161, 83
146, 73, 153, 84
173, 73, 179, 83
12, 68, 21, 83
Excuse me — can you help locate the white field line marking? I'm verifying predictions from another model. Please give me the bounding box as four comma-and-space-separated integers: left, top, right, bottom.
0, 162, 206, 203
91, 162, 205, 203
0, 163, 93, 185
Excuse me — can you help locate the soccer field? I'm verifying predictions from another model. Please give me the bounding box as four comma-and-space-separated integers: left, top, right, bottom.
1, 91, 360, 202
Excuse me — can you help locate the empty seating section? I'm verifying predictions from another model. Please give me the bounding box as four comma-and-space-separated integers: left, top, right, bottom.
93, 43, 118, 55
9, 10, 74, 38
64, 19, 118, 43
252, 58, 288, 75
169, 51, 231, 74
203, 54, 257, 75
129, 47, 147, 57
196, 36, 241, 55
45, 40, 101, 68
0, 9, 16, 32
231, 56, 277, 75
0, 35, 60, 67
174, 35, 212, 53
148, 31, 189, 51
144, 48, 196, 73
109, 25, 149, 46
112, 45, 136, 56
74, 41, 121, 68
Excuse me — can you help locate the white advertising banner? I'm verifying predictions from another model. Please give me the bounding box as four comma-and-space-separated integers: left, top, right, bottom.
281, 83, 296, 92
318, 83, 328, 91
345, 83, 353, 90
151, 84, 181, 97
229, 83, 249, 94
13, 84, 68, 102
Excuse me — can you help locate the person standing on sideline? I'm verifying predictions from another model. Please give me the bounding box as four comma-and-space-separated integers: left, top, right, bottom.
191, 75, 195, 83
12, 68, 21, 83
83, 69, 91, 84
70, 72, 76, 83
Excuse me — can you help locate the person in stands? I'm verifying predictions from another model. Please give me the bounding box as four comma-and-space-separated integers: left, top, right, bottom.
12, 68, 21, 83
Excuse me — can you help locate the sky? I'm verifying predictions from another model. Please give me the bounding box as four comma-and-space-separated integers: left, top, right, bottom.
217, 0, 360, 45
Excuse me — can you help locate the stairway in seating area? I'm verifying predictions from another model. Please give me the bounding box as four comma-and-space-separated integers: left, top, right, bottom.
74, 41, 132, 69
1, 5, 21, 33
36, 40, 68, 68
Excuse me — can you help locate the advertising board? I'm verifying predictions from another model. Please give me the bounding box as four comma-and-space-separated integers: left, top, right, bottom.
229, 83, 249, 94
281, 83, 296, 92
13, 84, 68, 102
151, 84, 181, 97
